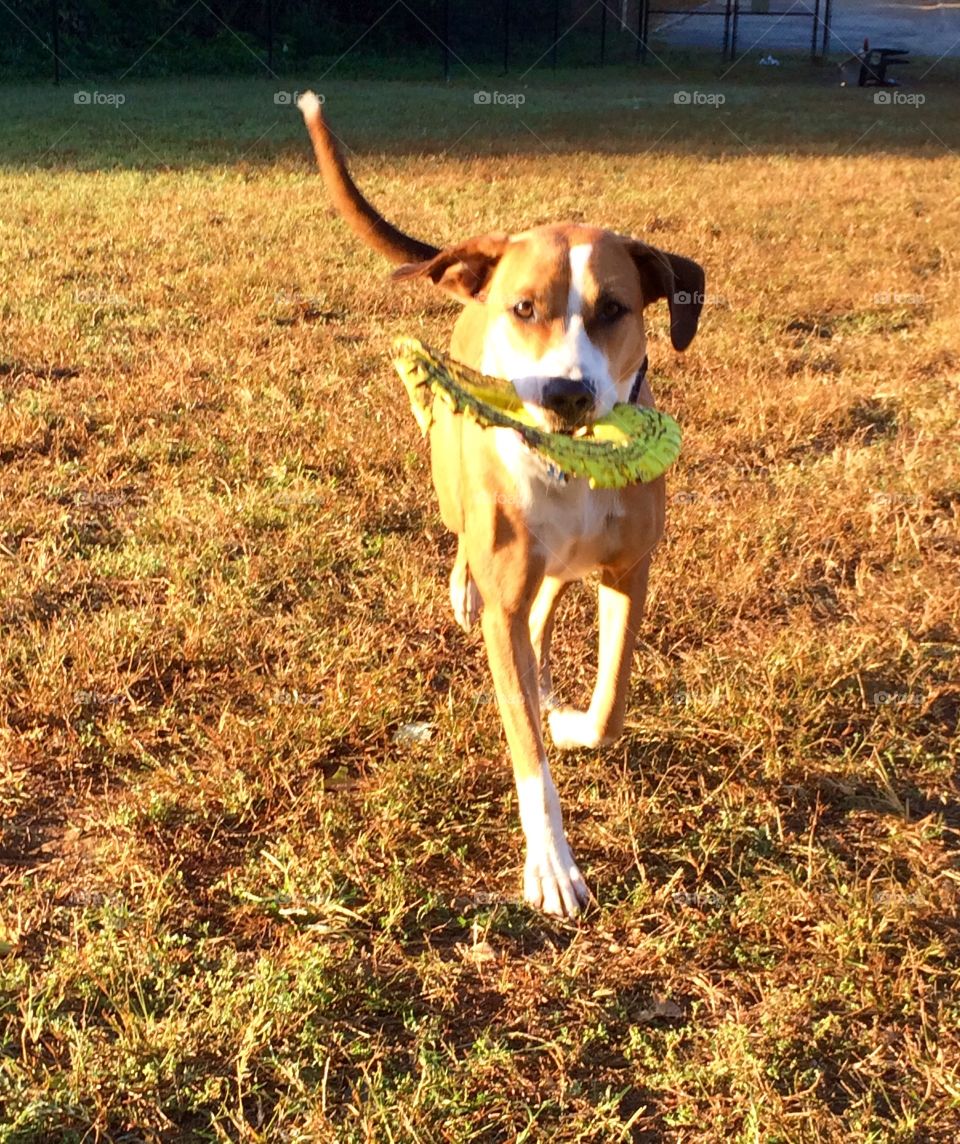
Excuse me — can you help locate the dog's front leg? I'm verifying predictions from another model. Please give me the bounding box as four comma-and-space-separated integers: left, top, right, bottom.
548, 555, 651, 751
481, 603, 591, 916
528, 575, 571, 710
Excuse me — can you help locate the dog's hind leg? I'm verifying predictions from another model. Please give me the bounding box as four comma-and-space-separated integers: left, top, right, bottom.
528, 576, 571, 710
548, 556, 650, 751
450, 537, 482, 632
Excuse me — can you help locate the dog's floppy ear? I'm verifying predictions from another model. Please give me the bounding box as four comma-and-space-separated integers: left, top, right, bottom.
392, 233, 509, 302
626, 240, 705, 352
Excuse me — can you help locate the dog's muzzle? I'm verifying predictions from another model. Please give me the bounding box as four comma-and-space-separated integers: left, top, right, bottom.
537, 377, 596, 432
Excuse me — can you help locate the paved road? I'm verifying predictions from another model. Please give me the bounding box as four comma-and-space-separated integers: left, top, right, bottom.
655, 0, 960, 60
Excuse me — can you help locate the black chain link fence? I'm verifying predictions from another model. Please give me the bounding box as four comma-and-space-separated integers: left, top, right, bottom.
2, 1, 662, 82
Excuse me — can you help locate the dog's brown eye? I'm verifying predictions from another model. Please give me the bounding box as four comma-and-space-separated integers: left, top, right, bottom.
513, 299, 535, 321
598, 298, 627, 323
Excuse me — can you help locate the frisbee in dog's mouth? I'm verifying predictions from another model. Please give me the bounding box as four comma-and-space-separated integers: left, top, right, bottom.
392, 337, 682, 491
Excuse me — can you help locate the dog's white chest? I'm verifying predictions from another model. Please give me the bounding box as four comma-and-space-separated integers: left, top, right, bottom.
492, 428, 627, 578
531, 480, 625, 578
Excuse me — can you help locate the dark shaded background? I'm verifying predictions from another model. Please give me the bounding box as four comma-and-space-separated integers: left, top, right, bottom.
2, 0, 654, 79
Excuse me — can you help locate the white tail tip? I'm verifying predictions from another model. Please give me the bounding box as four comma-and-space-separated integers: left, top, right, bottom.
297, 90, 322, 119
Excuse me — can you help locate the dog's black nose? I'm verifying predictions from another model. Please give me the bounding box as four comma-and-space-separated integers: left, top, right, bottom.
540, 377, 594, 427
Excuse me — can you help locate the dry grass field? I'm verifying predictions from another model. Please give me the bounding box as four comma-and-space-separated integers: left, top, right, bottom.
1, 63, 959, 1141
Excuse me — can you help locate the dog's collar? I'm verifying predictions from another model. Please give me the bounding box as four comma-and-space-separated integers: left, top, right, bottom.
627, 355, 649, 405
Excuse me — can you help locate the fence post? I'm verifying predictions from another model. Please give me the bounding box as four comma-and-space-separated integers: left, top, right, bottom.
266, 0, 274, 72
502, 0, 510, 73
442, 0, 450, 80
821, 0, 833, 56
810, 0, 821, 61
639, 0, 650, 63
51, 0, 60, 85
600, 0, 607, 66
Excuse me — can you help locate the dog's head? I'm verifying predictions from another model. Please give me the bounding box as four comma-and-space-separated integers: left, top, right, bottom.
394, 224, 704, 432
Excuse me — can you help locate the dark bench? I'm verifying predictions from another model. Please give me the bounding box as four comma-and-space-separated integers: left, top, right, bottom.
840, 38, 910, 87
859, 45, 910, 86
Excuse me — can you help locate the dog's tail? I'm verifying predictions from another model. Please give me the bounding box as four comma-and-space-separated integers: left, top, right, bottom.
296, 91, 440, 266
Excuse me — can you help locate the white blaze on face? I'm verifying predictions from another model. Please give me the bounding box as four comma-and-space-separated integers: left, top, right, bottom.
481, 242, 619, 424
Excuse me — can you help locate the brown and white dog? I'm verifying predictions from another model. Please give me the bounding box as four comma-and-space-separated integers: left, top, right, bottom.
297, 92, 704, 917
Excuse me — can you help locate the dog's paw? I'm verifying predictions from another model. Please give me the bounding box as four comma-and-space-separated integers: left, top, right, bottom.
547, 707, 612, 751
450, 563, 482, 632
524, 842, 591, 918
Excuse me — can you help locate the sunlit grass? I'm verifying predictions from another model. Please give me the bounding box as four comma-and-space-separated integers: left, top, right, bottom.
1, 70, 958, 1141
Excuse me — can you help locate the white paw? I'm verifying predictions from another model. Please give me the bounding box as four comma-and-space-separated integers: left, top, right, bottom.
547, 707, 611, 751
524, 841, 591, 917
450, 564, 482, 632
